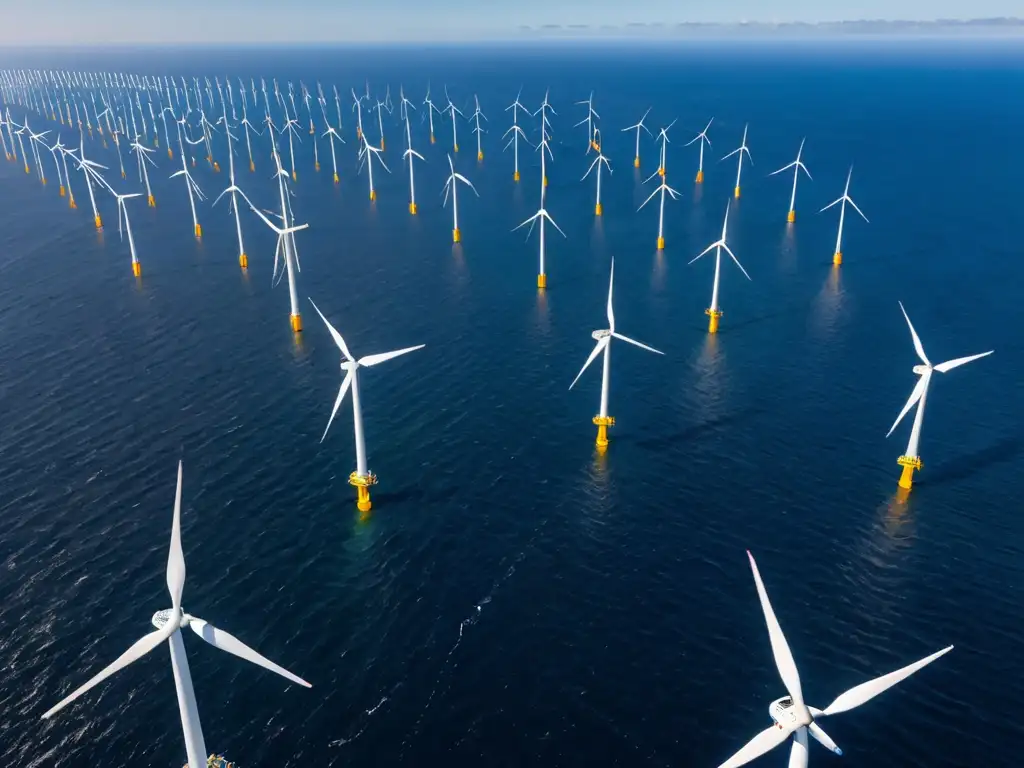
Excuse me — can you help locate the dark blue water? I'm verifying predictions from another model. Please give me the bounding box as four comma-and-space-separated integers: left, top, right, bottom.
1, 42, 1022, 767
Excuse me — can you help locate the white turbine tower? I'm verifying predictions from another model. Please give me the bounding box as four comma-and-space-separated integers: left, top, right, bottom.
886, 301, 993, 490
621, 109, 651, 169
715, 551, 952, 768
686, 117, 713, 183
112, 190, 144, 276
402, 115, 424, 215
41, 463, 311, 768
639, 177, 681, 251
570, 260, 663, 450
514, 197, 566, 289
170, 149, 205, 239
769, 137, 811, 223
721, 123, 752, 199
689, 200, 751, 334
444, 87, 464, 154
310, 300, 424, 513
819, 166, 867, 266
358, 137, 390, 202
75, 135, 106, 229
213, 128, 251, 270
323, 123, 344, 184
582, 144, 611, 216
443, 153, 478, 243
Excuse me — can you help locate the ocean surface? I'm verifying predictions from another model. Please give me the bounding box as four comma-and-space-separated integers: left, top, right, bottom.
0, 41, 1022, 767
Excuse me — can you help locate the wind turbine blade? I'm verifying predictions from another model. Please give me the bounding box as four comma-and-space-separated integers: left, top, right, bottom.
847, 197, 869, 223
688, 241, 721, 265
41, 628, 172, 719
358, 345, 425, 367
798, 161, 812, 180
934, 350, 993, 373
747, 551, 807, 715
321, 370, 353, 443
722, 244, 752, 281
886, 373, 929, 438
807, 723, 842, 755
638, 185, 662, 210
716, 725, 791, 768
569, 337, 608, 390
512, 211, 541, 232
898, 301, 931, 366
721, 147, 741, 161
308, 299, 354, 361
818, 197, 843, 213
821, 646, 953, 717
188, 618, 311, 688
542, 210, 567, 238
611, 333, 663, 355
167, 461, 186, 611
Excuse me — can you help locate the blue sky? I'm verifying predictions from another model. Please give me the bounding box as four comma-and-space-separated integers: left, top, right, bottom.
3, 1, 1020, 44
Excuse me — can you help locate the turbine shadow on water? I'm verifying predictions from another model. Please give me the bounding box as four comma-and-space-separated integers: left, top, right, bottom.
633, 407, 763, 452
923, 435, 1021, 488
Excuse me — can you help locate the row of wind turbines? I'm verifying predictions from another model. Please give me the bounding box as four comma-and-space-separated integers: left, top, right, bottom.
0, 68, 990, 768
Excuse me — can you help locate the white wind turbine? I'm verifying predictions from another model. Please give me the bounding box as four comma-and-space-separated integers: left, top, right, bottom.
41, 463, 311, 768
44, 137, 65, 198
886, 301, 993, 490
213, 115, 251, 269
649, 119, 676, 179
57, 140, 77, 209
514, 194, 566, 289
470, 94, 487, 161
504, 89, 531, 182
574, 91, 600, 153
74, 135, 107, 230
721, 123, 753, 199
686, 117, 713, 183
570, 259, 663, 450
323, 122, 344, 184
358, 137, 390, 202
443, 153, 478, 243
715, 551, 952, 768
819, 166, 868, 266
689, 200, 751, 334
279, 106, 302, 181
170, 144, 205, 239
769, 137, 811, 223
130, 137, 157, 207
622, 107, 652, 169
402, 114, 424, 215
638, 176, 681, 251
582, 144, 611, 216
444, 87, 464, 154
310, 300, 424, 513
424, 84, 442, 144
112, 190, 144, 276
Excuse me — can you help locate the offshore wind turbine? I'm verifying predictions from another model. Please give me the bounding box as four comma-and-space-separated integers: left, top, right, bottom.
638, 177, 680, 251
514, 195, 566, 289
689, 200, 751, 334
170, 137, 205, 239
715, 551, 952, 768
402, 114, 424, 215
45, 137, 66, 198
40, 463, 311, 768
213, 111, 250, 269
310, 299, 425, 514
819, 166, 868, 266
75, 135, 106, 229
686, 117, 713, 183
443, 87, 464, 154
112, 190, 144, 276
574, 91, 600, 152
358, 138, 390, 201
651, 119, 676, 178
423, 84, 442, 144
323, 123, 344, 184
57, 140, 77, 208
570, 260, 663, 450
721, 123, 753, 199
443, 153, 478, 243
130, 137, 157, 207
769, 137, 812, 223
886, 302, 993, 490
622, 107, 652, 169
504, 89, 530, 181
470, 94, 487, 161
582, 141, 611, 216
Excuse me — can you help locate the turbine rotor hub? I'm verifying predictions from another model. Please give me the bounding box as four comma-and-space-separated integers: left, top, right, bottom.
151, 608, 186, 630
913, 364, 930, 375
592, 329, 611, 340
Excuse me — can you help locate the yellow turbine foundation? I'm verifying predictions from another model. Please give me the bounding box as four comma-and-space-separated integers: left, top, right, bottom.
430, 133, 435, 144
334, 172, 340, 183
595, 202, 603, 216
24, 165, 30, 174
706, 308, 723, 334
657, 167, 665, 177
169, 148, 174, 160
452, 228, 461, 243
132, 261, 142, 277
94, 214, 102, 229
409, 202, 418, 215
514, 170, 520, 182
369, 189, 377, 201
249, 160, 255, 172
380, 139, 385, 151
148, 195, 156, 208
833, 251, 843, 266
357, 127, 362, 139
290, 313, 303, 332
194, 223, 202, 238
454, 144, 459, 153
657, 236, 665, 251
121, 170, 126, 179
349, 471, 378, 513
477, 150, 483, 161
543, 175, 548, 187
537, 273, 547, 289
634, 156, 640, 168
695, 169, 704, 183
734, 186, 741, 199
593, 415, 615, 448
59, 185, 66, 197
787, 209, 796, 223
41, 176, 46, 185
291, 170, 297, 181
239, 253, 248, 268
315, 162, 320, 172
897, 455, 922, 490
69, 196, 77, 209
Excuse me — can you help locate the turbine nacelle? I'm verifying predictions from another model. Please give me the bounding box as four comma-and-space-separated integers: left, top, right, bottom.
912, 364, 930, 375
152, 607, 187, 630
591, 329, 611, 341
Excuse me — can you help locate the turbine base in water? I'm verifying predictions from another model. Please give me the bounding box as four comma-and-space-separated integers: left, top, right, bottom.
409, 202, 417, 215
315, 162, 320, 172
537, 273, 547, 289
695, 169, 704, 183
148, 195, 156, 208
543, 175, 548, 187
787, 209, 796, 223
593, 415, 615, 448
513, 170, 520, 182
595, 202, 603, 216
69, 196, 77, 209
706, 308, 723, 334
477, 150, 483, 162
249, 160, 254, 172
897, 455, 922, 490
239, 253, 248, 269
94, 215, 102, 230
452, 228, 461, 244
833, 251, 843, 266
380, 139, 385, 151
132, 261, 141, 277
213, 162, 221, 172
291, 170, 297, 182
656, 236, 665, 251
349, 471, 378, 513
634, 156, 640, 168
430, 134, 435, 144
194, 223, 202, 238
59, 185, 65, 197
657, 167, 665, 177
168, 148, 174, 160
734, 186, 741, 199
334, 172, 339, 183
290, 313, 303, 333
454, 144, 459, 153
369, 189, 376, 201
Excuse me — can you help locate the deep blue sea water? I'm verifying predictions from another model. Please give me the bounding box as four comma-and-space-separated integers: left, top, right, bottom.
0, 41, 1022, 767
